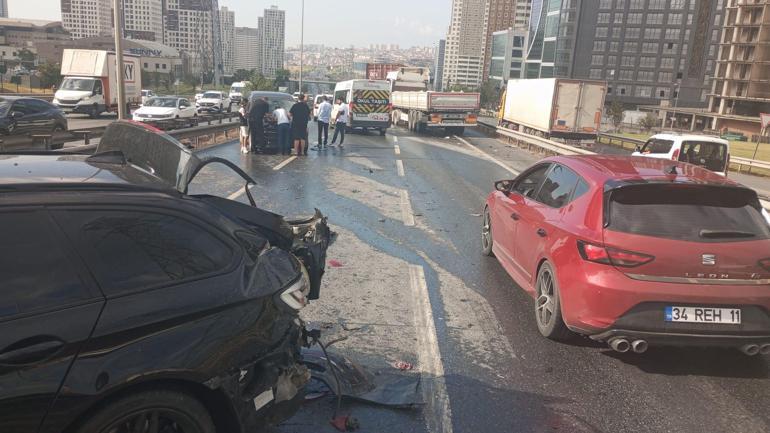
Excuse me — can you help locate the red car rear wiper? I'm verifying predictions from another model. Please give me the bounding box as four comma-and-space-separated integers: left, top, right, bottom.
699, 229, 756, 239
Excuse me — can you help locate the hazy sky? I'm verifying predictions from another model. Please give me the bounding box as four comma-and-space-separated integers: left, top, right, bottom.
8, 0, 450, 47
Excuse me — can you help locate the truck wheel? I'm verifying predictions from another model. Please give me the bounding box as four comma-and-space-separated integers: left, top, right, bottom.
88, 104, 99, 119
455, 126, 465, 136
417, 121, 426, 134
379, 128, 386, 136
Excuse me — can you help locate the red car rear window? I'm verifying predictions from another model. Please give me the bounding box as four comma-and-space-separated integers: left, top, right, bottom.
606, 184, 770, 242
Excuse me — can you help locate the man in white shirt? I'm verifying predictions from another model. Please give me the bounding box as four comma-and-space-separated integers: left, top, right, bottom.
314, 96, 333, 150
273, 104, 292, 155
330, 98, 349, 148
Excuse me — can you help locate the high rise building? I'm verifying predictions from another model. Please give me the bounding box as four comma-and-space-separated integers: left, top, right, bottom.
234, 26, 259, 71
259, 6, 285, 78
434, 39, 446, 91
0, 0, 8, 18
488, 28, 527, 84
123, 0, 163, 42
219, 6, 234, 76
524, 0, 722, 109
708, 0, 770, 134
483, 1, 530, 80
61, 0, 113, 39
162, 0, 220, 77
442, 0, 489, 89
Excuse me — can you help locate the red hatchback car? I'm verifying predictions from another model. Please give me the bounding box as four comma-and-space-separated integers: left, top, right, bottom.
483, 155, 770, 355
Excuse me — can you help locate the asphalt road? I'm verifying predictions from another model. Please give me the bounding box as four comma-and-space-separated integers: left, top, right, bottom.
186, 124, 768, 433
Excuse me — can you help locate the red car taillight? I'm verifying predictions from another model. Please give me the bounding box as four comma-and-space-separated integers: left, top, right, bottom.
577, 241, 655, 268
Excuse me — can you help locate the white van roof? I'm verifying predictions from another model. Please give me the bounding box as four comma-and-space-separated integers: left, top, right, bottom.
650, 133, 729, 146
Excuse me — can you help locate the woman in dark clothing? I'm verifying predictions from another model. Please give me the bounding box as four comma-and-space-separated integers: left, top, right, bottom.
290, 94, 312, 156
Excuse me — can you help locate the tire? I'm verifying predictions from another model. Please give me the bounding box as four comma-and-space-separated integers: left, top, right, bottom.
74, 390, 215, 433
417, 121, 426, 134
481, 206, 494, 256
379, 128, 386, 136
455, 126, 465, 136
534, 262, 573, 341
88, 104, 99, 119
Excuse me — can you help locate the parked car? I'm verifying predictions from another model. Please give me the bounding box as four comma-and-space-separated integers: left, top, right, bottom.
196, 91, 232, 113
0, 121, 330, 432
248, 91, 296, 152
313, 94, 334, 121
132, 96, 196, 122
483, 155, 770, 355
632, 133, 730, 176
140, 89, 156, 105
0, 96, 67, 140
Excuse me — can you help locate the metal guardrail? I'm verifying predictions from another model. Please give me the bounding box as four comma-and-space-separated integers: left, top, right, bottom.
597, 132, 645, 150
732, 156, 770, 173
478, 120, 594, 157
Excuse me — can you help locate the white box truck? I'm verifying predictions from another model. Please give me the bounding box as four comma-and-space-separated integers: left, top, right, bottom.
388, 67, 480, 135
54, 49, 142, 118
499, 78, 606, 140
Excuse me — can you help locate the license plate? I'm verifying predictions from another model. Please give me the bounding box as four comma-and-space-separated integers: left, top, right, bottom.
665, 306, 741, 324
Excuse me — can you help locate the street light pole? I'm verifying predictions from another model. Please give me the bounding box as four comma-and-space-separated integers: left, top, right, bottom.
113, 0, 127, 119
299, 0, 304, 94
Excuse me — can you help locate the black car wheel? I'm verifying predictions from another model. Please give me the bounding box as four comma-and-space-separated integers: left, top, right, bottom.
75, 390, 215, 433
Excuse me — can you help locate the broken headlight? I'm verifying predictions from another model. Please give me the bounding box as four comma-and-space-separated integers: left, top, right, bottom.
279, 265, 311, 310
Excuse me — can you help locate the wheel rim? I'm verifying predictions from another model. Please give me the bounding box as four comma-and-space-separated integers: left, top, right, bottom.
99, 408, 202, 433
536, 268, 555, 328
481, 210, 491, 250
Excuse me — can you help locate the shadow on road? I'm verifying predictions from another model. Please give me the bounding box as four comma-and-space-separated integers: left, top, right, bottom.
602, 347, 769, 379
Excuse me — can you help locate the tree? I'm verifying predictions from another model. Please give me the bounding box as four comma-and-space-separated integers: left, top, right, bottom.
607, 101, 625, 131
17, 48, 36, 63
249, 72, 274, 91
37, 62, 61, 88
233, 69, 252, 82
479, 81, 502, 110
638, 113, 657, 132
274, 69, 291, 87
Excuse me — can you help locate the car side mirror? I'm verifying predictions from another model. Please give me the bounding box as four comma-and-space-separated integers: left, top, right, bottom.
10, 111, 23, 119
495, 180, 514, 194
635, 145, 642, 152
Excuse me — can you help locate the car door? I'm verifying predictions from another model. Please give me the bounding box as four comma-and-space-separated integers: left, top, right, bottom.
492, 164, 551, 267
30, 99, 57, 132
0, 208, 104, 433
179, 99, 194, 118
514, 163, 581, 287
7, 100, 36, 135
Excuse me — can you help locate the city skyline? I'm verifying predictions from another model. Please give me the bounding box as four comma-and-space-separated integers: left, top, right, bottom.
8, 0, 450, 47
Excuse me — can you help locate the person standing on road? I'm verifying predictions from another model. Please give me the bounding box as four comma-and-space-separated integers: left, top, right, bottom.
238, 100, 250, 154
273, 103, 292, 155
249, 96, 269, 153
290, 94, 312, 156
330, 98, 349, 148
313, 96, 332, 151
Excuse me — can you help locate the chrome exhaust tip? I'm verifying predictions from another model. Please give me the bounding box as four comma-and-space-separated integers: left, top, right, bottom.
631, 340, 648, 354
760, 344, 770, 356
609, 338, 630, 353
741, 344, 760, 356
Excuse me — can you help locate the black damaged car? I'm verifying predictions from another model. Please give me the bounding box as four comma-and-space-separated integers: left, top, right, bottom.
0, 122, 330, 433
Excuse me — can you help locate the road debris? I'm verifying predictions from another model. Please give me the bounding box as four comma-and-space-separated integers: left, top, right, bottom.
330, 415, 360, 432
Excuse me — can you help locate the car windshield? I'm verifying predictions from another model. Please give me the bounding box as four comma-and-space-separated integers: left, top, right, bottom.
60, 78, 96, 91
640, 138, 674, 154
203, 92, 221, 99
144, 98, 178, 108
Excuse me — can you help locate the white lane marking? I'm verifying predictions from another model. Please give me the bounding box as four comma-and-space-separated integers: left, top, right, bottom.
273, 156, 297, 171
409, 264, 453, 433
453, 135, 520, 176
399, 189, 415, 226
394, 144, 401, 155
396, 159, 405, 177
227, 184, 253, 201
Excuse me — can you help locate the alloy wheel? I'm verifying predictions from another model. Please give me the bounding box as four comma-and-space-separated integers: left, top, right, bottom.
536, 268, 556, 328
482, 210, 491, 250
100, 409, 203, 433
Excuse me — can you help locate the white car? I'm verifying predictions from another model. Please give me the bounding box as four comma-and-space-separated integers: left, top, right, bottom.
632, 133, 731, 176
196, 91, 232, 113
132, 97, 196, 122
141, 89, 156, 105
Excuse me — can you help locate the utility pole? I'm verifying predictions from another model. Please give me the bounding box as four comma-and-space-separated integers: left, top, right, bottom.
113, 0, 127, 119
299, 0, 304, 94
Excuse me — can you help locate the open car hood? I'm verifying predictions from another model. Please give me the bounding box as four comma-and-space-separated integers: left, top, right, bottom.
96, 121, 257, 202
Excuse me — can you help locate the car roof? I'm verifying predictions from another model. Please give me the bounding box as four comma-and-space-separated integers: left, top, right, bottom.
0, 96, 28, 102
649, 133, 729, 145
0, 154, 177, 194
549, 155, 740, 187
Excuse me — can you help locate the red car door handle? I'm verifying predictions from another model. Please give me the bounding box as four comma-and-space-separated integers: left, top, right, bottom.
510, 213, 520, 221
537, 228, 547, 237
